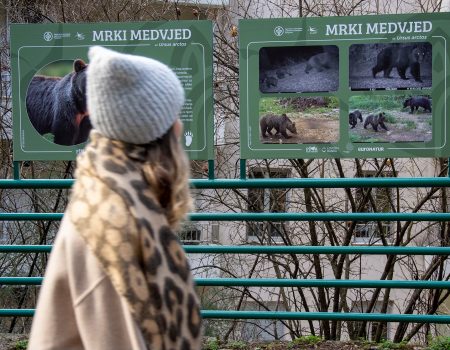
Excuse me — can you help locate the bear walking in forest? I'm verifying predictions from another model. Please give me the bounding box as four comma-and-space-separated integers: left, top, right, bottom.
363, 112, 389, 132
26, 59, 90, 146
349, 110, 363, 129
372, 45, 425, 82
260, 113, 297, 139
403, 96, 432, 114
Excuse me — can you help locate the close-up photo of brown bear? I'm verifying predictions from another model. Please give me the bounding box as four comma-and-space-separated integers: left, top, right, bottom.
260, 113, 297, 139
349, 42, 432, 90
259, 97, 339, 144
26, 59, 91, 146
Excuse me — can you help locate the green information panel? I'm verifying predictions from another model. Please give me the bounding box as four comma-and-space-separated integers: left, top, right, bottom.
239, 13, 450, 159
11, 20, 213, 160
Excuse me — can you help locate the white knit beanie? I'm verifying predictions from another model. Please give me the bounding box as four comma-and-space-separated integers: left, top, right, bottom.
86, 46, 185, 144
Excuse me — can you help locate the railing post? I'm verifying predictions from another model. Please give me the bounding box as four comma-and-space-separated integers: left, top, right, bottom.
208, 159, 215, 180
240, 159, 247, 180
13, 161, 21, 180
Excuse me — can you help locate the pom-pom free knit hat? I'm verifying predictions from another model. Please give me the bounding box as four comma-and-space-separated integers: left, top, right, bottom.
86, 46, 185, 144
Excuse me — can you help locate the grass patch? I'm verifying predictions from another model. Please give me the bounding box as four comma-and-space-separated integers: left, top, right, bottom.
350, 95, 405, 111
15, 340, 28, 350
302, 106, 335, 114
384, 112, 397, 124
404, 120, 416, 130
427, 336, 450, 350
350, 133, 381, 143
290, 335, 323, 347
260, 98, 295, 115
205, 338, 220, 350
228, 340, 248, 349
350, 133, 365, 142
260, 96, 339, 115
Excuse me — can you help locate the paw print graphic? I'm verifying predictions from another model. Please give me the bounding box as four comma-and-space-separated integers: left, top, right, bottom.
185, 131, 193, 147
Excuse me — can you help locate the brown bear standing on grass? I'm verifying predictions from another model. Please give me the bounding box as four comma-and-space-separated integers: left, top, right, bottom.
260, 113, 297, 139
349, 110, 363, 129
26, 59, 90, 146
363, 112, 389, 132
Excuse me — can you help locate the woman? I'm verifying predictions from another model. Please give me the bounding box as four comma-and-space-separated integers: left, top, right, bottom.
28, 46, 202, 350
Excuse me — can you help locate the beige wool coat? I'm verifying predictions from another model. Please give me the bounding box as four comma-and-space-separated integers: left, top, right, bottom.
28, 216, 148, 350
28, 132, 202, 350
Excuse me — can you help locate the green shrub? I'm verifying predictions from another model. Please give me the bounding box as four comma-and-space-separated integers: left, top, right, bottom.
427, 336, 450, 350
204, 338, 220, 350
15, 340, 28, 350
291, 335, 323, 346
228, 340, 247, 349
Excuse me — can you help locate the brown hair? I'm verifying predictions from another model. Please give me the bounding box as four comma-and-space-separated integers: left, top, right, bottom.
140, 125, 192, 230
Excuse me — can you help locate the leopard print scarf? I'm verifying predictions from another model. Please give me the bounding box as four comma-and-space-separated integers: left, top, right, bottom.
68, 131, 202, 349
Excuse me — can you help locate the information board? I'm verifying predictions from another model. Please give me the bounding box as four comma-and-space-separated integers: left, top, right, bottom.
239, 13, 450, 159
11, 20, 213, 160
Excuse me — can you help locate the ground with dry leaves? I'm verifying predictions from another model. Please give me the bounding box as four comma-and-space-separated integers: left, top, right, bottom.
0, 335, 431, 350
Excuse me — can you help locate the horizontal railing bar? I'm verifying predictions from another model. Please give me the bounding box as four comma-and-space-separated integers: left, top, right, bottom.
1, 245, 450, 255
2, 212, 450, 221
201, 311, 450, 323
195, 278, 450, 289
0, 213, 63, 221
0, 310, 34, 317
0, 245, 52, 253
192, 178, 450, 189
3, 277, 448, 289
2, 309, 449, 323
190, 213, 450, 221
0, 179, 73, 189
0, 277, 43, 285
1, 177, 450, 189
185, 246, 450, 255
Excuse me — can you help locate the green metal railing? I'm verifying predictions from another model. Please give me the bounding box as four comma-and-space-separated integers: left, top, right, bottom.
1, 276, 450, 289
1, 158, 450, 326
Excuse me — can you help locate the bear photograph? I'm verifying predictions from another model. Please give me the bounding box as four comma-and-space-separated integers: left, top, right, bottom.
349, 94, 432, 143
349, 42, 432, 90
26, 59, 91, 146
259, 97, 339, 144
259, 45, 339, 93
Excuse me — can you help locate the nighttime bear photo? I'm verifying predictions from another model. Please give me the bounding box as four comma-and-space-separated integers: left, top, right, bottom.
259, 45, 339, 93
26, 59, 91, 146
372, 45, 424, 81
349, 42, 432, 90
